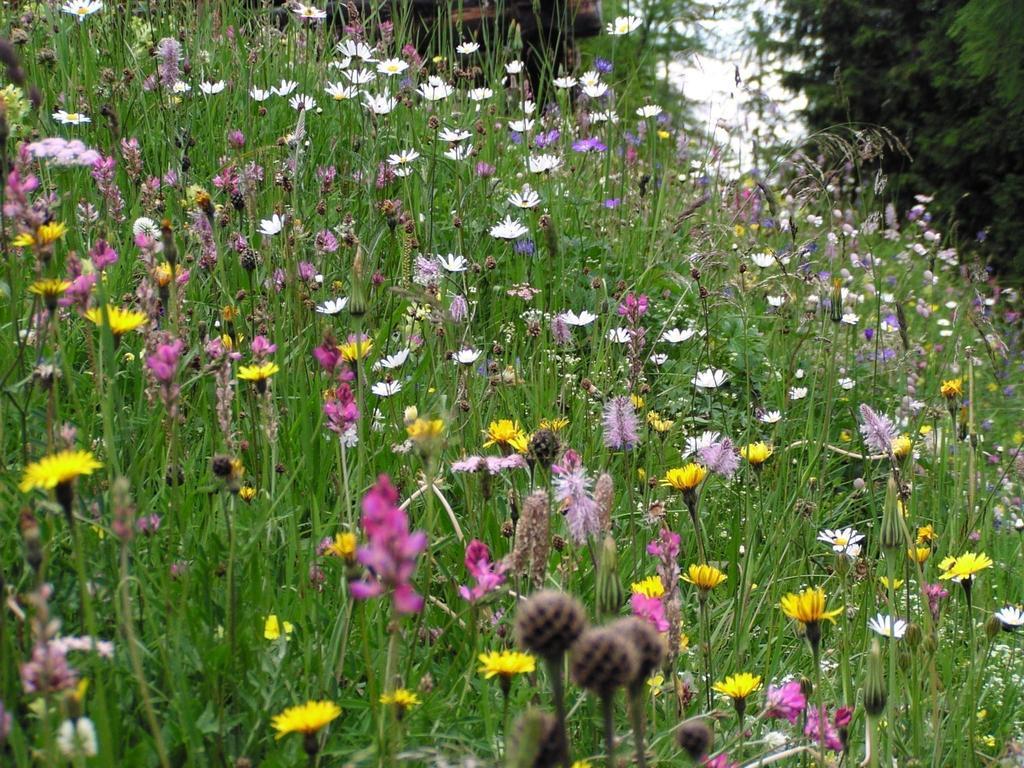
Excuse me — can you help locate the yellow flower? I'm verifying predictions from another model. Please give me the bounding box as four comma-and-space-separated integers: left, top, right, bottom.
661, 464, 708, 492
646, 411, 674, 433
630, 394, 645, 410
19, 449, 102, 493
483, 420, 527, 450
572, 762, 593, 768
238, 486, 257, 502
940, 378, 963, 399
380, 688, 420, 709
407, 418, 445, 443
327, 532, 357, 560
908, 546, 931, 564
712, 672, 762, 702
271, 700, 341, 739
154, 261, 184, 287
683, 563, 727, 592
916, 525, 937, 545
238, 362, 280, 382
478, 650, 536, 680
29, 278, 72, 307
539, 417, 569, 432
657, 129, 671, 140
339, 338, 373, 362
679, 631, 690, 652
13, 221, 68, 248
878, 576, 904, 590
740, 442, 773, 466
630, 575, 665, 599
84, 305, 147, 336
779, 587, 843, 626
891, 434, 912, 459
938, 552, 993, 582
263, 614, 294, 641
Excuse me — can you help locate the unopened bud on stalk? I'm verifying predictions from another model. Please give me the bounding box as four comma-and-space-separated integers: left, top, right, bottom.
595, 536, 624, 618
880, 474, 907, 554
864, 639, 887, 718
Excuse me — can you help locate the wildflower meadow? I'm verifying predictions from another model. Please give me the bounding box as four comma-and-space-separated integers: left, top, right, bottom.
2, 2, 1024, 766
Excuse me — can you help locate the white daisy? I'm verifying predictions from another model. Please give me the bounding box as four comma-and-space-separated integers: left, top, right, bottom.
489, 216, 528, 240
758, 409, 783, 424
509, 185, 540, 209
258, 214, 284, 236
199, 80, 226, 95
456, 41, 480, 55
362, 92, 397, 115
767, 295, 786, 308
692, 368, 729, 389
171, 81, 191, 94
650, 353, 669, 365
467, 87, 494, 102
289, 94, 316, 111
505, 60, 524, 75
388, 148, 420, 167
272, 79, 299, 97
607, 327, 630, 343
582, 82, 609, 99
817, 527, 864, 556
867, 614, 907, 639
561, 310, 597, 327
838, 377, 856, 390
336, 39, 375, 62
454, 348, 481, 365
589, 110, 619, 124
683, 430, 721, 458
316, 297, 348, 315
528, 154, 561, 174
553, 76, 577, 89
994, 606, 1024, 631
508, 118, 535, 133
437, 253, 467, 272
418, 76, 454, 101
438, 127, 471, 143
325, 82, 358, 101
61, 0, 103, 19
789, 386, 808, 400
344, 68, 376, 85
606, 14, 641, 35
377, 349, 410, 370
250, 87, 271, 101
580, 71, 602, 87
376, 58, 409, 76
443, 145, 471, 161
635, 104, 663, 118
841, 312, 859, 325
292, 3, 326, 20
660, 328, 697, 343
371, 380, 402, 397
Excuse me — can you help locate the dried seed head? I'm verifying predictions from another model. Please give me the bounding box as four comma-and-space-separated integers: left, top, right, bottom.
510, 709, 568, 768
509, 491, 551, 588
515, 590, 587, 661
676, 719, 713, 762
570, 627, 638, 697
610, 617, 665, 689
527, 428, 560, 470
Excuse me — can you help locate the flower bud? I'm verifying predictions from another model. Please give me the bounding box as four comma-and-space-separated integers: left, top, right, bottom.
595, 536, 624, 618
864, 639, 887, 718
880, 474, 907, 554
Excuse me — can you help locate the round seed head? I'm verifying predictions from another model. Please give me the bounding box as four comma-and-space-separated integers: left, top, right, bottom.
611, 617, 666, 688
570, 627, 638, 696
677, 719, 713, 762
515, 590, 587, 660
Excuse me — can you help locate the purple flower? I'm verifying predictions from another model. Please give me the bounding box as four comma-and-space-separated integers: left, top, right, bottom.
858, 404, 898, 453
804, 705, 844, 752
315, 229, 339, 254
923, 582, 949, 622
349, 476, 427, 614
603, 396, 640, 450
155, 37, 182, 87
146, 339, 184, 383
451, 455, 528, 474
699, 437, 740, 478
555, 463, 601, 544
449, 294, 469, 323
250, 335, 277, 359
595, 57, 613, 73
766, 681, 807, 723
572, 137, 607, 153
458, 539, 507, 602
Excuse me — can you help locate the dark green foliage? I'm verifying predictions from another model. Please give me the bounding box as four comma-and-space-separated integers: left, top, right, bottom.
757, 0, 1024, 276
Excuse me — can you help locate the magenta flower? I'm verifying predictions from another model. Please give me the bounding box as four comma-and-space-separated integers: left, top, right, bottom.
324, 383, 359, 439
617, 292, 649, 322
89, 239, 118, 270
630, 593, 669, 632
451, 455, 528, 474
250, 335, 277, 359
349, 476, 427, 614
703, 755, 738, 768
457, 539, 507, 602
146, 339, 184, 383
804, 705, 844, 752
766, 681, 807, 723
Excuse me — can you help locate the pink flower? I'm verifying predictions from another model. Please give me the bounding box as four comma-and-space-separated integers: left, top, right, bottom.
766, 681, 806, 723
250, 335, 277, 359
458, 540, 507, 602
146, 339, 184, 383
804, 705, 844, 752
349, 476, 427, 614
630, 593, 669, 632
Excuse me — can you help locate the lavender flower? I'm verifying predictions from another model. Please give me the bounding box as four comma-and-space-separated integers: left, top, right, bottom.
699, 437, 740, 478
554, 463, 601, 544
154, 37, 182, 88
603, 396, 639, 450
859, 404, 898, 453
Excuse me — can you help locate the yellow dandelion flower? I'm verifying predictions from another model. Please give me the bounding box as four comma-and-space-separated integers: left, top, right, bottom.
263, 614, 294, 641
483, 420, 527, 449
646, 412, 674, 433
271, 700, 341, 739
908, 546, 931, 564
630, 394, 645, 410
19, 449, 102, 493
938, 552, 993, 582
916, 525, 937, 545
891, 434, 912, 459
712, 672, 762, 702
740, 442, 773, 466
478, 650, 536, 680
379, 689, 420, 709
878, 576, 904, 590
779, 587, 843, 626
630, 575, 665, 599
940, 378, 963, 399
407, 418, 445, 443
13, 221, 68, 248
238, 362, 280, 382
661, 464, 708, 492
679, 631, 690, 653
339, 338, 373, 362
683, 563, 728, 592
327, 532, 357, 560
238, 486, 257, 502
29, 278, 72, 308
84, 305, 147, 336
539, 417, 569, 432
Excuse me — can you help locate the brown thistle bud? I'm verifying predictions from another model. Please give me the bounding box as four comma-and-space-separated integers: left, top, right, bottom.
593, 473, 615, 533
676, 719, 713, 762
610, 617, 666, 692
527, 428, 560, 471
570, 627, 638, 697
509, 709, 568, 768
515, 590, 587, 662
